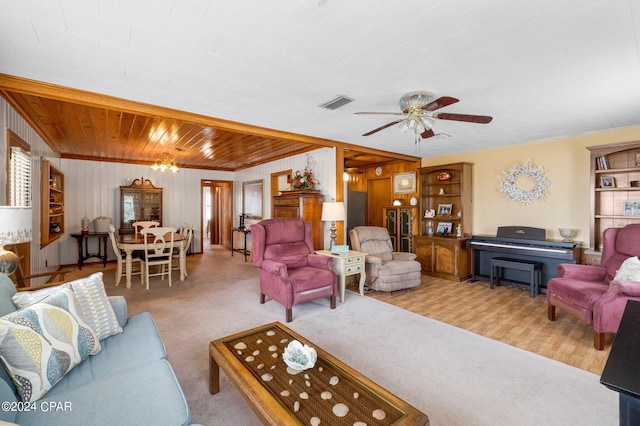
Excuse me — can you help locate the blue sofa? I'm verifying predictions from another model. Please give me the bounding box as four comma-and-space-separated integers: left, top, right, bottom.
0, 274, 195, 426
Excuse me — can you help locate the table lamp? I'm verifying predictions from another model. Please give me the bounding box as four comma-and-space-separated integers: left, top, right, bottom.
321, 202, 345, 248
0, 206, 32, 276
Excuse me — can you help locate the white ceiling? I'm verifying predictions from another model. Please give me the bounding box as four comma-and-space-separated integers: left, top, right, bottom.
1, 0, 640, 158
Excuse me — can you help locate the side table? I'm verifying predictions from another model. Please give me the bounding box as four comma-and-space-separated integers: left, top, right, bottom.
70, 232, 109, 270
315, 250, 366, 303
231, 227, 251, 262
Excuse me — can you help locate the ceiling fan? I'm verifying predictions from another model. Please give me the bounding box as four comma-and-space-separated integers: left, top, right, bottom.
355, 91, 493, 143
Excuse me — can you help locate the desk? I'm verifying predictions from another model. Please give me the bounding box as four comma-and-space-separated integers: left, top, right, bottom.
70, 233, 109, 269
231, 227, 250, 262
315, 250, 366, 303
118, 233, 187, 289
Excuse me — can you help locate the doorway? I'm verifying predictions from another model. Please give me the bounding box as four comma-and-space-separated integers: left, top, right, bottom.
367, 178, 392, 226
201, 180, 233, 251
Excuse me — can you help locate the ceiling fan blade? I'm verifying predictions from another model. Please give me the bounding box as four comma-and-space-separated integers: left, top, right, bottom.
434, 112, 493, 124
421, 96, 459, 112
421, 129, 435, 139
362, 119, 405, 136
354, 112, 404, 115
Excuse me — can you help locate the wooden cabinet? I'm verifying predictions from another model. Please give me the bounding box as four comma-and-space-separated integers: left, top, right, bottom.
41, 160, 65, 247
119, 178, 163, 234
273, 190, 324, 250
383, 206, 418, 252
413, 235, 471, 282
414, 162, 472, 281
587, 141, 640, 264
418, 162, 472, 238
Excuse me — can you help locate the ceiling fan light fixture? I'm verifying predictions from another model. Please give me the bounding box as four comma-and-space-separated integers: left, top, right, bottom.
420, 115, 434, 130
398, 121, 410, 133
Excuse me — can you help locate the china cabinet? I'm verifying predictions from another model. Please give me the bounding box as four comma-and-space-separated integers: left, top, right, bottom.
273, 190, 324, 249
587, 141, 640, 265
119, 178, 163, 234
383, 206, 418, 252
40, 160, 65, 247
413, 162, 472, 281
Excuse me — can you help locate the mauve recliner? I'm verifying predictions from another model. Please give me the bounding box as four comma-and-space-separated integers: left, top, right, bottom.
251, 218, 337, 322
547, 224, 640, 349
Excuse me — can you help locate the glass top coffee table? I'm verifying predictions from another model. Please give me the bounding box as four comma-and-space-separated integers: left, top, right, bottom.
209, 322, 429, 425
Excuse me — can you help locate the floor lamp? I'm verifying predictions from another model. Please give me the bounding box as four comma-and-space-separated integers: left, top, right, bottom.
321, 202, 345, 248
0, 207, 32, 276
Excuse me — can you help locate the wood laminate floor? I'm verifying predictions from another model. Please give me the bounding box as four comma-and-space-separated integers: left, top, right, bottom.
347, 276, 612, 375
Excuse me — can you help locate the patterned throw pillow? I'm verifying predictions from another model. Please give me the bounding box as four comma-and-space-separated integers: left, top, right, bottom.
68, 272, 123, 340
12, 272, 122, 341
614, 256, 640, 281
0, 288, 101, 402
11, 284, 70, 309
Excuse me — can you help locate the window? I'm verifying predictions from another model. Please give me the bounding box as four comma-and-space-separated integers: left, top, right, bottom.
7, 130, 31, 207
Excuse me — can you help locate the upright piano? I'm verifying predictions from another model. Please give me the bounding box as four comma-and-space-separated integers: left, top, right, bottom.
468, 226, 581, 293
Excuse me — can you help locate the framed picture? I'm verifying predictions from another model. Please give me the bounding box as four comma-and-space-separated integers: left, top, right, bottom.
437, 203, 453, 216
600, 176, 616, 188
436, 222, 453, 235
623, 200, 640, 216
393, 172, 416, 194
243, 179, 264, 219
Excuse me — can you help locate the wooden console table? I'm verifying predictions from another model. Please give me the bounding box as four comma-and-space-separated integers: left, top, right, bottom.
70, 232, 109, 269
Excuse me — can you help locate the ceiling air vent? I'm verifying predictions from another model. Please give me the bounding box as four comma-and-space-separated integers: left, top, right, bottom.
319, 95, 354, 110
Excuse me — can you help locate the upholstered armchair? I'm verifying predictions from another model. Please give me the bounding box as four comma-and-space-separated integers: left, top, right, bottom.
251, 218, 337, 322
348, 226, 422, 294
547, 224, 640, 349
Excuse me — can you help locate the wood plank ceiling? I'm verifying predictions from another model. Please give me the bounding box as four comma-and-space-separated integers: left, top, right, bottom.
0, 75, 417, 172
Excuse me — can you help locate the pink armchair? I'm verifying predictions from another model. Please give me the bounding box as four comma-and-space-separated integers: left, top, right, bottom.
251, 218, 337, 322
547, 224, 640, 349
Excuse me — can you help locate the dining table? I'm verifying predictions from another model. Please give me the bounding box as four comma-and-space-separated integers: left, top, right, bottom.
117, 233, 187, 289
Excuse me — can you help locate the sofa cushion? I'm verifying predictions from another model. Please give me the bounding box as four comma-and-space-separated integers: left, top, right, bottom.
45, 312, 167, 392
15, 359, 193, 426
13, 273, 122, 341
0, 288, 100, 402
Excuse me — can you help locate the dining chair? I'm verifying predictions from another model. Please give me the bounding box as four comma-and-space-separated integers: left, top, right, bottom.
140, 227, 176, 290
172, 224, 193, 276
108, 225, 143, 286
132, 220, 160, 238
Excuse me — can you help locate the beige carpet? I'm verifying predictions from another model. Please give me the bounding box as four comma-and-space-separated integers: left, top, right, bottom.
71, 249, 617, 425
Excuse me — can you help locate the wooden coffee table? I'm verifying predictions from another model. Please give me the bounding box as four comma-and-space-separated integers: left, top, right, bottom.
209, 322, 429, 425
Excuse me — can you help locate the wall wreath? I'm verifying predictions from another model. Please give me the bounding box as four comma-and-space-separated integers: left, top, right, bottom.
498, 160, 550, 205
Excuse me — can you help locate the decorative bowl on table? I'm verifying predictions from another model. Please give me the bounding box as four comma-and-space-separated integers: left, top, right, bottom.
282, 340, 317, 371
559, 228, 577, 242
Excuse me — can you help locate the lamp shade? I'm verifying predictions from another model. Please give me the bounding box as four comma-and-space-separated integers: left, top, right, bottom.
0, 207, 32, 245
0, 207, 32, 276
321, 202, 345, 222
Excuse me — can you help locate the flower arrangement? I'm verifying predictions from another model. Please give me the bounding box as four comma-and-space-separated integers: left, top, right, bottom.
291, 156, 319, 190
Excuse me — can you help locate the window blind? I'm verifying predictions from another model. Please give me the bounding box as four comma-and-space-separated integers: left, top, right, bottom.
9, 145, 31, 207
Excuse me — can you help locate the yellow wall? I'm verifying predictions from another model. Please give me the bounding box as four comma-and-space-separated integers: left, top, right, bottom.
421, 125, 640, 244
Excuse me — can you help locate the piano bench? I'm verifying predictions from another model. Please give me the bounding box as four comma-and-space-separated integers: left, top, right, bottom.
490, 257, 542, 298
